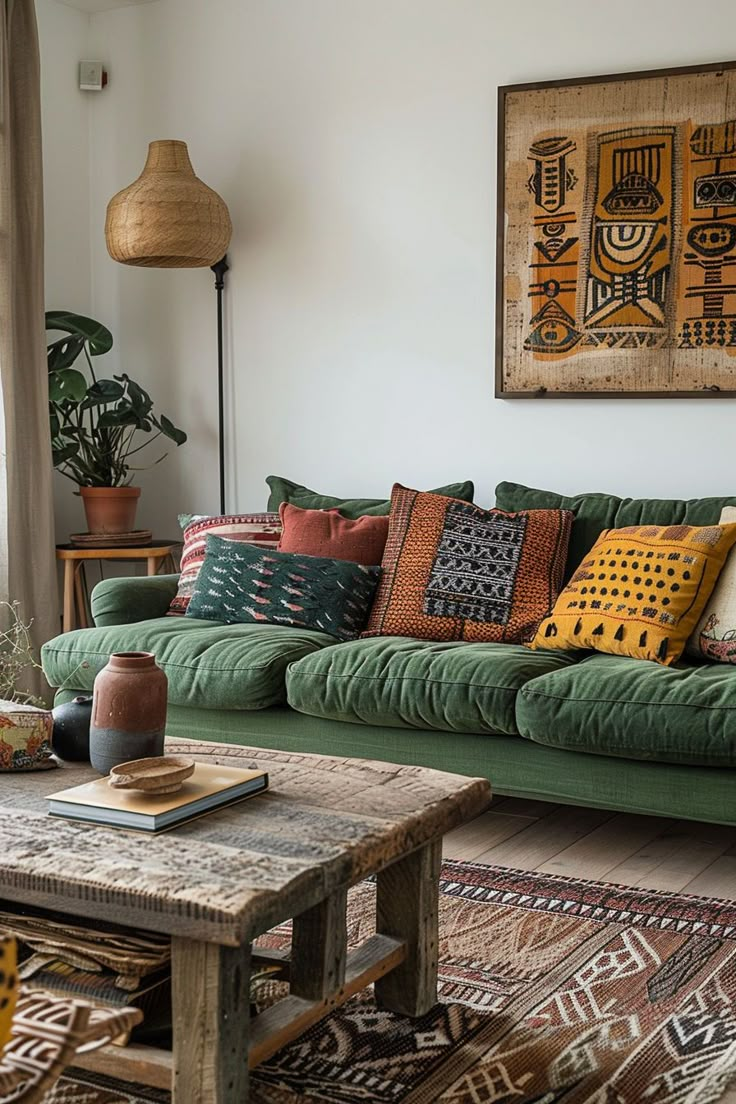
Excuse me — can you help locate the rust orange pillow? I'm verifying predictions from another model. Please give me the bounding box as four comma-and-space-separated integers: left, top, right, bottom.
278, 503, 389, 566
529, 522, 736, 665
363, 485, 573, 643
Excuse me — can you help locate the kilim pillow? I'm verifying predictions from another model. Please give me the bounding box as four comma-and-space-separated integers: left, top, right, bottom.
186, 535, 381, 641
689, 506, 736, 663
266, 475, 475, 518
362, 485, 573, 643
529, 522, 736, 666
278, 503, 389, 565
168, 513, 282, 615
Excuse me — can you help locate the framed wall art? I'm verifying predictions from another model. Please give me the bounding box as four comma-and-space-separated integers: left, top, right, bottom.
496, 60, 736, 397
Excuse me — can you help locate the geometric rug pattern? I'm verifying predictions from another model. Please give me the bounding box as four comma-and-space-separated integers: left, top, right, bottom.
53, 859, 736, 1103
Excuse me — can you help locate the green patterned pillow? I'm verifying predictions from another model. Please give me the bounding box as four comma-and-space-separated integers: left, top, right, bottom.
186, 535, 381, 640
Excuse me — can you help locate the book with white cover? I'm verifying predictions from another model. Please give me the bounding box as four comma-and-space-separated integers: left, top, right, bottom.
47, 762, 268, 832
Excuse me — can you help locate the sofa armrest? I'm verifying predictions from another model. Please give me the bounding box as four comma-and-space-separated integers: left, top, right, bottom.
91, 574, 180, 627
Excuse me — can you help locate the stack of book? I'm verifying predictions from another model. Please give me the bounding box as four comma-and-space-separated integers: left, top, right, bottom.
47, 761, 269, 832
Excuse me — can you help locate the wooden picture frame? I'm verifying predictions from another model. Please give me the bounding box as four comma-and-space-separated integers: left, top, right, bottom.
496, 60, 736, 398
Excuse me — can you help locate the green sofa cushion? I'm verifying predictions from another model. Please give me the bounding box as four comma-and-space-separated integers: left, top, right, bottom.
42, 618, 337, 711
266, 475, 475, 517
91, 574, 180, 626
495, 481, 736, 579
286, 636, 578, 735
517, 652, 736, 767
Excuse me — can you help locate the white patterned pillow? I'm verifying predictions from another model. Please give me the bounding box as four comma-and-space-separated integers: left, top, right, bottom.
168, 514, 282, 615
689, 506, 736, 662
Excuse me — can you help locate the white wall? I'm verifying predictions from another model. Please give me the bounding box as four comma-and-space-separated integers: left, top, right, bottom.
37, 0, 92, 538
44, 0, 736, 537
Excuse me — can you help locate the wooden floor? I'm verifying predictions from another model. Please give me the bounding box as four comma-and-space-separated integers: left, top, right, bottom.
442, 796, 736, 899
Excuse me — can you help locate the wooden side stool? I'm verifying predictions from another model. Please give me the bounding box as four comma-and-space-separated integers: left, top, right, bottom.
56, 541, 180, 633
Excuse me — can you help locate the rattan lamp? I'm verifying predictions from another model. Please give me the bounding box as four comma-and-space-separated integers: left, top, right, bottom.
105, 140, 233, 512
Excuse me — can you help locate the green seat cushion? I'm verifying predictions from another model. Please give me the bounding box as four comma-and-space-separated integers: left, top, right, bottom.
517, 652, 736, 766
41, 619, 337, 711
286, 636, 578, 735
266, 476, 475, 518
495, 481, 736, 579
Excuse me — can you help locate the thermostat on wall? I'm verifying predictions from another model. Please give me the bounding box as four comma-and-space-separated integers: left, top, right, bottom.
79, 61, 108, 92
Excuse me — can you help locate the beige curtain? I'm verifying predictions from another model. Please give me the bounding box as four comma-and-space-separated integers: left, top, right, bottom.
0, 0, 58, 699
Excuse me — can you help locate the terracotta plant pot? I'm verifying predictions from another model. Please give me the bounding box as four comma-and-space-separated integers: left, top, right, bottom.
89, 651, 168, 775
80, 486, 141, 535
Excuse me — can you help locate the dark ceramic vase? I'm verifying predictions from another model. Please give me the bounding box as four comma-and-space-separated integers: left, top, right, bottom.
89, 652, 168, 775
51, 695, 93, 761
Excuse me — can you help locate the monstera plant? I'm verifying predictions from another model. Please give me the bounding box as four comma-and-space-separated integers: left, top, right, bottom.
46, 311, 187, 535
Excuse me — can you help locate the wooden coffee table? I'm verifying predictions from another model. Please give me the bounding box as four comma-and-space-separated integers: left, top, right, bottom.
0, 738, 490, 1103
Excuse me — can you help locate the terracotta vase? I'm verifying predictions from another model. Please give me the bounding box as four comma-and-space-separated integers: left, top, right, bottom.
80, 486, 141, 535
89, 652, 168, 775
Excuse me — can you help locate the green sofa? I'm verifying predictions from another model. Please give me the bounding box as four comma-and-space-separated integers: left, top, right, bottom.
41, 482, 736, 826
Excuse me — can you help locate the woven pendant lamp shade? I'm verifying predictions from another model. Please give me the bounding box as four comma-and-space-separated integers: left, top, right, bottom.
105, 140, 232, 268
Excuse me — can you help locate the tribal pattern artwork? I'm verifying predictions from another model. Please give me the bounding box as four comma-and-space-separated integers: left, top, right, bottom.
57, 860, 736, 1104
679, 119, 736, 350
525, 126, 677, 355
500, 63, 736, 393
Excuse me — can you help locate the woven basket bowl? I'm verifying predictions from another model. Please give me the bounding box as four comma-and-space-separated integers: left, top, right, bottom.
105, 140, 232, 268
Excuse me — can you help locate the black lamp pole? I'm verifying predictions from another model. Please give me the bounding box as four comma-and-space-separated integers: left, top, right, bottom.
211, 255, 229, 516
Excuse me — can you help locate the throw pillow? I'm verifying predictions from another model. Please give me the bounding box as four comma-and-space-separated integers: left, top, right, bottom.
529, 522, 736, 666
168, 513, 282, 615
362, 485, 573, 643
278, 503, 389, 565
0, 701, 55, 771
186, 534, 381, 640
265, 475, 475, 518
689, 506, 736, 662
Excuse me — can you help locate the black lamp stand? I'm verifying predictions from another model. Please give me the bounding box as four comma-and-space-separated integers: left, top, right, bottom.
211, 255, 229, 515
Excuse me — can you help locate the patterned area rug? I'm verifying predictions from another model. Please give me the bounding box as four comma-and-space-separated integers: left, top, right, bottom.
51, 859, 736, 1103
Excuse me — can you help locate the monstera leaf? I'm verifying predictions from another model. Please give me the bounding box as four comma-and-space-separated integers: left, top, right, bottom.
48, 369, 88, 403
52, 442, 80, 466
47, 335, 86, 374
156, 414, 187, 446
45, 311, 113, 358
83, 379, 125, 407
116, 374, 153, 416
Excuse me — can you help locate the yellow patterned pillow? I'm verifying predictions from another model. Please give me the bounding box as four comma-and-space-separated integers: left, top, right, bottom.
529, 523, 736, 665
0, 937, 18, 1051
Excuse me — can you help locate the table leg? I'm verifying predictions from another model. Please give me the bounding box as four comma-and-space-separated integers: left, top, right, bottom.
74, 564, 89, 629
374, 838, 442, 1017
146, 555, 159, 576
171, 937, 251, 1103
290, 887, 348, 999
62, 560, 75, 632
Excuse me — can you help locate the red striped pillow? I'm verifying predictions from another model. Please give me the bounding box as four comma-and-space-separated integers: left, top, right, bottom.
168, 514, 282, 615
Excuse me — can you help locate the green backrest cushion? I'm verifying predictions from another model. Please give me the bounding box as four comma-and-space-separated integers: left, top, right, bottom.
495, 481, 736, 578
266, 476, 475, 518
